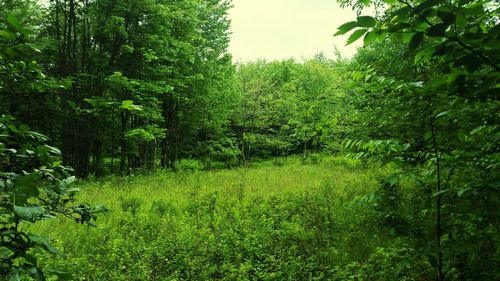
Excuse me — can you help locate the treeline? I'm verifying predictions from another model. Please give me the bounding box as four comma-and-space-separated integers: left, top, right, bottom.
230, 57, 350, 165
1, 0, 234, 177
1, 1, 353, 177
1, 0, 357, 177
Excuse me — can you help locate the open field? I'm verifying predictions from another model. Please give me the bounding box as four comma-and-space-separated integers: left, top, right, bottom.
31, 156, 412, 280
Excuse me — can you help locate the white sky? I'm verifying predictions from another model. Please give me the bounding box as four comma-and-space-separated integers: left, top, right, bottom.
227, 0, 363, 62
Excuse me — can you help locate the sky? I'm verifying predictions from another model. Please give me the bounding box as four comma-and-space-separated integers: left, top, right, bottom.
227, 0, 363, 62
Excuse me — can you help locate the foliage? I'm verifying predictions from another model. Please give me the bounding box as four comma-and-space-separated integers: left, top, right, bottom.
0, 0, 235, 176
31, 155, 404, 280
337, 0, 500, 279
1, 0, 498, 279
2, 0, 349, 175
0, 17, 106, 280
0, 116, 106, 280
232, 58, 346, 162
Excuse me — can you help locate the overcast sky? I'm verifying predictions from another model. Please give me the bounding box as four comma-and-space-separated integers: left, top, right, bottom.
227, 0, 362, 62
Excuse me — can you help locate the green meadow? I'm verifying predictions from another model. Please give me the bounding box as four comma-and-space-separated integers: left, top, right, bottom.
31, 156, 418, 280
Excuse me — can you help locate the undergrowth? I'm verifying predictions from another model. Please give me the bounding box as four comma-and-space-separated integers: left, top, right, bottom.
32, 155, 426, 280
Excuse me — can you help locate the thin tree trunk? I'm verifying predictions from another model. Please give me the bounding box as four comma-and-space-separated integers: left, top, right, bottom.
428, 97, 444, 281
120, 112, 128, 174
303, 140, 307, 159
110, 112, 115, 173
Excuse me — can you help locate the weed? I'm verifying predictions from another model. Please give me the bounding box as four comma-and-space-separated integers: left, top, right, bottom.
31, 155, 419, 280
120, 197, 142, 216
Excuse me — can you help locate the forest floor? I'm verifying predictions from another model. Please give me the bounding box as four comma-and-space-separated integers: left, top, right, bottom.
33, 155, 402, 280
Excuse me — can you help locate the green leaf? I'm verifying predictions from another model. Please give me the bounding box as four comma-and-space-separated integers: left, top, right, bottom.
345, 140, 352, 148
432, 189, 448, 197
427, 23, 449, 37
409, 32, 424, 51
0, 247, 14, 259
424, 131, 432, 141
457, 187, 470, 197
14, 206, 44, 222
436, 110, 450, 118
415, 0, 442, 12
120, 100, 142, 111
24, 266, 45, 281
346, 29, 368, 45
7, 124, 18, 133
121, 100, 134, 109
92, 204, 109, 214
470, 126, 485, 135
394, 32, 414, 43
387, 174, 400, 185
414, 47, 435, 63
446, 71, 465, 86
37, 144, 61, 155
334, 21, 358, 36
363, 31, 378, 46
357, 16, 376, 28
47, 269, 72, 280
455, 12, 467, 28
6, 14, 22, 31
29, 235, 65, 256
27, 131, 48, 141
0, 30, 16, 40
15, 173, 41, 197
19, 125, 30, 132
394, 6, 412, 20
65, 176, 76, 185
67, 101, 77, 110
463, 5, 484, 16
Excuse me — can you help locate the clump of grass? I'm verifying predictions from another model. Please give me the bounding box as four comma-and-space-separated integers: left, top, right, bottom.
119, 197, 142, 216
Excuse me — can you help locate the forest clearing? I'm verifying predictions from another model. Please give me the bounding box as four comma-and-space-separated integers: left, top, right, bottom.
1, 0, 498, 280
32, 156, 403, 280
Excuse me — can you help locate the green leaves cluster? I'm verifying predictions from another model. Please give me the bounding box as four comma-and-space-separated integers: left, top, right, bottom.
335, 15, 379, 45
0, 17, 107, 280
232, 58, 346, 162
337, 0, 499, 279
0, 0, 235, 176
0, 117, 107, 280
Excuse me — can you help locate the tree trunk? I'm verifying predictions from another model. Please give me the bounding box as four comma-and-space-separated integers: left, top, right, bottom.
303, 140, 307, 159
120, 112, 128, 174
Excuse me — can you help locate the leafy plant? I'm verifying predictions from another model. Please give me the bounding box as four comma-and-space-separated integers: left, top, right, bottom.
0, 17, 106, 280
337, 0, 500, 279
0, 116, 107, 279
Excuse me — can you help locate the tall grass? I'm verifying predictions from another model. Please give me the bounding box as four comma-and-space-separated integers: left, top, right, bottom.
32, 155, 413, 280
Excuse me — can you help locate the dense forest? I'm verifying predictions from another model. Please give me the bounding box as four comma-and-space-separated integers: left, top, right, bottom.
1, 0, 498, 280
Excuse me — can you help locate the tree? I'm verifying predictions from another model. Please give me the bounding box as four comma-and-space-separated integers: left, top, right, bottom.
337, 0, 499, 279
28, 0, 235, 175
0, 15, 106, 280
232, 58, 346, 162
